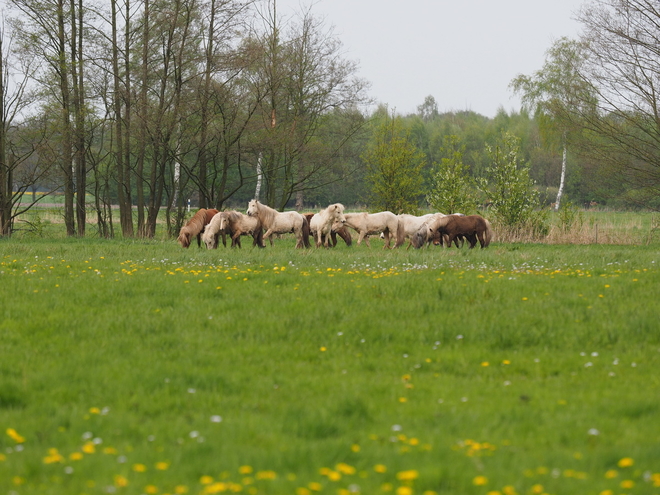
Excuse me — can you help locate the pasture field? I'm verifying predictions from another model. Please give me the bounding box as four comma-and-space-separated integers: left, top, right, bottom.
1, 236, 660, 495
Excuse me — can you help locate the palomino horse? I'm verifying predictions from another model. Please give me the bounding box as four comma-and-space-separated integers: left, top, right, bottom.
394, 213, 443, 249
246, 200, 310, 248
177, 208, 219, 248
343, 211, 398, 248
427, 214, 493, 249
309, 203, 346, 247
202, 211, 264, 249
303, 213, 352, 247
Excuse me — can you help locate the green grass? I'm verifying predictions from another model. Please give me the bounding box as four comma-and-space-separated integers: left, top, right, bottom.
1, 237, 660, 495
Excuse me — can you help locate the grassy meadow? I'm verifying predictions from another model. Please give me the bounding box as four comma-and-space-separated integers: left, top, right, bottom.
1, 230, 660, 495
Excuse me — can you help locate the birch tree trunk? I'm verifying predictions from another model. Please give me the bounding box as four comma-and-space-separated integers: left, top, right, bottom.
555, 134, 567, 211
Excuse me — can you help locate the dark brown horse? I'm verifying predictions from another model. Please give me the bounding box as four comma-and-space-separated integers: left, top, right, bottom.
428, 214, 492, 249
177, 208, 219, 248
303, 213, 352, 247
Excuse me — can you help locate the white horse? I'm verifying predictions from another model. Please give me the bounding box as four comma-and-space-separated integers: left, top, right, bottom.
343, 211, 398, 248
202, 212, 228, 249
309, 203, 346, 247
394, 213, 442, 249
246, 200, 310, 248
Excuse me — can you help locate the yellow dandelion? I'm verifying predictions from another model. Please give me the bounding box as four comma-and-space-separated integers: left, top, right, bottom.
103, 447, 118, 455
144, 485, 158, 494
620, 480, 634, 489
174, 486, 189, 494
69, 452, 84, 461
599, 490, 614, 495
374, 464, 387, 474
351, 444, 360, 452
308, 481, 322, 491
239, 465, 253, 475
89, 407, 101, 414
481, 361, 490, 367
155, 461, 170, 470
502, 360, 511, 365
618, 457, 634, 468
256, 470, 277, 480
82, 441, 96, 454
133, 463, 147, 472
522, 297, 528, 301
296, 488, 311, 495
531, 484, 544, 494
327, 471, 341, 481
398, 397, 408, 403
336, 462, 356, 475
320, 347, 327, 352
396, 470, 419, 481
473, 475, 488, 486
114, 475, 129, 487
12, 476, 25, 485
6, 428, 25, 443
0, 453, 6, 462
200, 475, 214, 485
604, 469, 618, 478
486, 492, 502, 495
502, 486, 517, 495
396, 487, 413, 495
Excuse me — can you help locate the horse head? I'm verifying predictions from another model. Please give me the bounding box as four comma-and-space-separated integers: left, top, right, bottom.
246, 199, 258, 217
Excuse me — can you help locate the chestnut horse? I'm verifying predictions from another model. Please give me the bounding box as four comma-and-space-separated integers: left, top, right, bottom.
177, 208, 219, 248
427, 214, 492, 249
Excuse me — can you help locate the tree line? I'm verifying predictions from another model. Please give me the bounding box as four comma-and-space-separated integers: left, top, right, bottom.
1, 0, 658, 239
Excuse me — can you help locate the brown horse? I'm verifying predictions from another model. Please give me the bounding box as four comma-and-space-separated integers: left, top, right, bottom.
303, 213, 352, 247
177, 208, 219, 248
428, 214, 493, 249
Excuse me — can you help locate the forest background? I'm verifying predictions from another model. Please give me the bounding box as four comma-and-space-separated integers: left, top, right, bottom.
0, 0, 658, 239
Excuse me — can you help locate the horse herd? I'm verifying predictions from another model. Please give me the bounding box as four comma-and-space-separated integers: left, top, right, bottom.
176, 200, 493, 251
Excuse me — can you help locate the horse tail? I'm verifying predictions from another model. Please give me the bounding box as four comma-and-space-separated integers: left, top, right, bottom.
395, 217, 406, 248
302, 215, 311, 248
483, 218, 493, 247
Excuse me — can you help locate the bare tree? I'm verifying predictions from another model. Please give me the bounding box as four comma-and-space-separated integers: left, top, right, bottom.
575, 0, 660, 208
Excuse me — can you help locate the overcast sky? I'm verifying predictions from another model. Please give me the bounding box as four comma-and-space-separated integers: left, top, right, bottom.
274, 0, 585, 118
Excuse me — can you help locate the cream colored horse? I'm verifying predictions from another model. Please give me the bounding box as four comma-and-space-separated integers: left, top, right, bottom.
343, 211, 398, 248
246, 200, 310, 248
394, 213, 443, 249
309, 203, 346, 247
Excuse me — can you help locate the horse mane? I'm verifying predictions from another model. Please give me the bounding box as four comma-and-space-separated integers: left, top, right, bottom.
178, 208, 208, 248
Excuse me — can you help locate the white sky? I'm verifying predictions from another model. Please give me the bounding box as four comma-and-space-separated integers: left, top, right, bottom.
275, 0, 585, 118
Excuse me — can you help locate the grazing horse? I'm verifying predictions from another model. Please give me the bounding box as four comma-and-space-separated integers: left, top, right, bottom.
177, 208, 219, 248
410, 213, 465, 249
202, 211, 264, 249
343, 211, 398, 248
309, 203, 347, 247
394, 213, 442, 249
428, 214, 493, 249
303, 213, 352, 247
202, 212, 228, 249
246, 200, 310, 248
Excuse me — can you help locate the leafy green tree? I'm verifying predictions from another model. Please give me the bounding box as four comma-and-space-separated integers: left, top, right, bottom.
510, 37, 593, 211
479, 132, 546, 233
363, 114, 425, 213
426, 135, 477, 214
